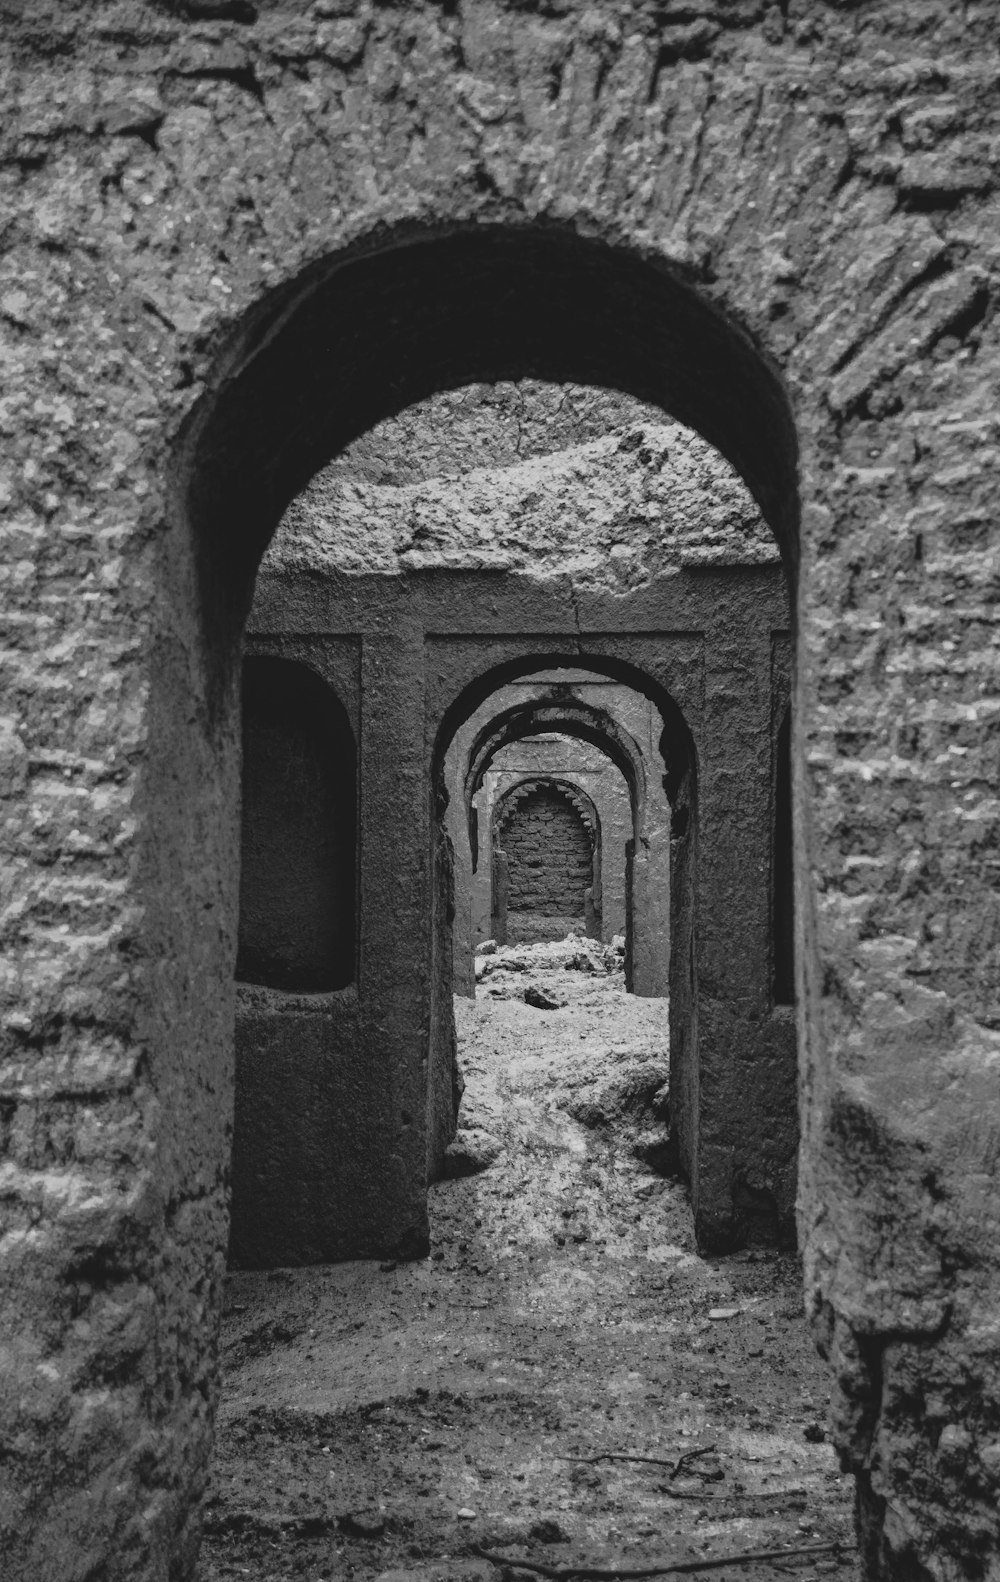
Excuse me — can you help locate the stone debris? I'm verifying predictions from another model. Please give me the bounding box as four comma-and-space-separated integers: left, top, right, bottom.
339, 1511, 387, 1539
443, 1128, 504, 1178
524, 985, 563, 1011
272, 387, 772, 590
527, 1517, 570, 1544
477, 934, 611, 984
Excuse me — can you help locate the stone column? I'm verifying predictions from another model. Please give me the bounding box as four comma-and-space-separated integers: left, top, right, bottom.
694, 604, 797, 1248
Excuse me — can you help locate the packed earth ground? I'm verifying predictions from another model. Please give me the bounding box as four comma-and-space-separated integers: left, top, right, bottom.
203, 940, 855, 1582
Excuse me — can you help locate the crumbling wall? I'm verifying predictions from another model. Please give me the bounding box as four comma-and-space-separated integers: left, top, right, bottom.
1, 3, 998, 1578
274, 382, 774, 586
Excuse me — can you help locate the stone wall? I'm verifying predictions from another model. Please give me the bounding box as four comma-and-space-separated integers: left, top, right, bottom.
1, 3, 998, 1577
496, 778, 595, 943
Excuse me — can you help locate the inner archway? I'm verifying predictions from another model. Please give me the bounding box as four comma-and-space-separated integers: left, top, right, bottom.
429, 642, 699, 1205
162, 224, 803, 1579
175, 224, 799, 706
446, 672, 673, 1000
492, 774, 602, 945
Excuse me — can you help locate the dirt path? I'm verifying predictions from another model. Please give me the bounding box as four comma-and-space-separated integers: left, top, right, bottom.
202, 942, 855, 1582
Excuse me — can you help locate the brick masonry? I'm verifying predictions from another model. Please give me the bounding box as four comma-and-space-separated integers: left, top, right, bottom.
497, 779, 595, 942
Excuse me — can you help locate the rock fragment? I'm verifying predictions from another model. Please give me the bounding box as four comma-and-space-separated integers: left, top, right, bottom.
443, 1127, 504, 1178
524, 985, 562, 1010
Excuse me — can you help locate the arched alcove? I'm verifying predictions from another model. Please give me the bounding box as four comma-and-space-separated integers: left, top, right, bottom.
237, 656, 356, 993
229, 656, 359, 1270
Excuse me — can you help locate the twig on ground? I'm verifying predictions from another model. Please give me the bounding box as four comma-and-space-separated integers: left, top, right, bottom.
658, 1485, 808, 1504
671, 1446, 717, 1479
474, 1539, 853, 1578
559, 1446, 717, 1478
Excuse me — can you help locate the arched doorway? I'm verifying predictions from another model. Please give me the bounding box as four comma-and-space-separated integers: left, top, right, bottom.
491, 775, 601, 945
166, 225, 796, 1239
157, 224, 798, 1570
448, 678, 666, 997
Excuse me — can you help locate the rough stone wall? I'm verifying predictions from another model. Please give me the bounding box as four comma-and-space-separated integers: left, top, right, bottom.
1, 3, 999, 1579
497, 780, 594, 942
276, 379, 772, 585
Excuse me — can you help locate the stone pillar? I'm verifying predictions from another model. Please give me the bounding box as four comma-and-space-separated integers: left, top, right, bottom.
231, 635, 432, 1263
693, 615, 797, 1248
445, 753, 475, 998
629, 797, 671, 997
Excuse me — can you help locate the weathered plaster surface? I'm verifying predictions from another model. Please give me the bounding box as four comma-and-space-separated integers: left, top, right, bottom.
0, 1, 998, 1577
273, 380, 772, 584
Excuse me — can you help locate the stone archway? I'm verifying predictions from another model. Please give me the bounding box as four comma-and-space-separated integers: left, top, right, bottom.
448, 683, 671, 999
428, 638, 795, 1260
7, 14, 999, 1575
157, 229, 801, 1577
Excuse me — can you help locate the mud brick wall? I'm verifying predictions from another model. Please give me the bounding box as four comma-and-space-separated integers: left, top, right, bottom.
498, 782, 594, 942
484, 728, 634, 949
2, 3, 999, 1579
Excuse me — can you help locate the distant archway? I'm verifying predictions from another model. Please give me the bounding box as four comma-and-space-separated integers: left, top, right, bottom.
491, 776, 602, 945
463, 696, 647, 874
431, 649, 697, 1180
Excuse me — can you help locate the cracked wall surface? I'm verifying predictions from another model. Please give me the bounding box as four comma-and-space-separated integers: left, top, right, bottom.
0, 2, 999, 1578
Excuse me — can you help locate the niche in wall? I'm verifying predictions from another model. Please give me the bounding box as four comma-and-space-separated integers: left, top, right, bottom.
237, 656, 356, 992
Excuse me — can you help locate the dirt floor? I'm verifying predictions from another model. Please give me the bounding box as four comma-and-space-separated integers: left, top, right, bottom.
202, 939, 856, 1582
